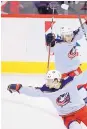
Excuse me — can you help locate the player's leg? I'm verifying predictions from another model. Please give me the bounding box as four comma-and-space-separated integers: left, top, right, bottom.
62, 114, 81, 129
69, 121, 82, 129
79, 106, 87, 126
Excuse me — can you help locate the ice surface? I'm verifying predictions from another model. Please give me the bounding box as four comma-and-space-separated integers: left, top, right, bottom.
1, 74, 87, 129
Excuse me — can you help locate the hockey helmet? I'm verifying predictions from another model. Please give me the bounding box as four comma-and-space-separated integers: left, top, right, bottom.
46, 70, 61, 89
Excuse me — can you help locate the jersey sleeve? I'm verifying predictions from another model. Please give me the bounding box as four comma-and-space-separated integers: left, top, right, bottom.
19, 84, 50, 97
61, 77, 74, 88
19, 86, 46, 97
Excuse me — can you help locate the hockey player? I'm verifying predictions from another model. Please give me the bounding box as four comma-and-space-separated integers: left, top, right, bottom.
46, 18, 87, 103
8, 70, 87, 129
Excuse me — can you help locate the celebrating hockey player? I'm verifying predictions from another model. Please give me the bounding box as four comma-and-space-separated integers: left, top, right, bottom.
46, 18, 87, 103
8, 70, 87, 129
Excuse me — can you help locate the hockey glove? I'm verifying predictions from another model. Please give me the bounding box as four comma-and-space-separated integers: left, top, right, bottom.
46, 33, 55, 47
7, 84, 22, 93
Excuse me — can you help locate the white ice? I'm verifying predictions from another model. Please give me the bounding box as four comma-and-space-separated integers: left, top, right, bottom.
1, 74, 87, 129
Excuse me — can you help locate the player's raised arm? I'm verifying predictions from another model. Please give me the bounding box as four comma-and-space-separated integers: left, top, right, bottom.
74, 17, 87, 41
7, 70, 62, 97
7, 84, 45, 97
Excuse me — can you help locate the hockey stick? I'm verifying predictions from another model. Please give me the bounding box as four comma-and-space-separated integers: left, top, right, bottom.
47, 2, 58, 72
61, 4, 87, 42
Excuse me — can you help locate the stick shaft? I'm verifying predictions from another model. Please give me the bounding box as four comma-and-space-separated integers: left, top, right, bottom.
77, 14, 87, 41
69, 6, 87, 41
61, 4, 87, 42
47, 7, 54, 72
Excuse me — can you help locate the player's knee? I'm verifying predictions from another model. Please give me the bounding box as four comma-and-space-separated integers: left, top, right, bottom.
69, 121, 82, 129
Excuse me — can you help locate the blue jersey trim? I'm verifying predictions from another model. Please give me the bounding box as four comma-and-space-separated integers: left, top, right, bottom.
37, 77, 74, 93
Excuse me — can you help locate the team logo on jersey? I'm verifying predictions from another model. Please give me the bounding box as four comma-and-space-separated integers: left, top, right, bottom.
56, 92, 70, 107
68, 42, 80, 59
68, 46, 79, 59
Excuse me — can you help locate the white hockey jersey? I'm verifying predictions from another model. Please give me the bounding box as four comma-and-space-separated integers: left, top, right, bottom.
19, 76, 85, 116
47, 22, 87, 74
